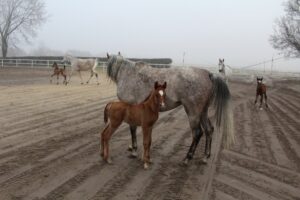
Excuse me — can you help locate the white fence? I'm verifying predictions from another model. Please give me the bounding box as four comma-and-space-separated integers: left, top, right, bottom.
1, 58, 299, 78
0, 58, 108, 68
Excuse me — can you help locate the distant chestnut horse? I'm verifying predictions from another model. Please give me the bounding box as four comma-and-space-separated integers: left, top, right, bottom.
254, 76, 268, 109
100, 81, 167, 169
50, 62, 67, 85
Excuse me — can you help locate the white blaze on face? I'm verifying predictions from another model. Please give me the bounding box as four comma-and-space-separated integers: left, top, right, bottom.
159, 90, 165, 107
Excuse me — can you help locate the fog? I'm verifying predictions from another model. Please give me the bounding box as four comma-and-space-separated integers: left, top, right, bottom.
21, 0, 300, 72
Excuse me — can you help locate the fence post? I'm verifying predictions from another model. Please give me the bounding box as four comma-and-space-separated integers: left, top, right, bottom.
47, 60, 49, 68
1, 59, 3, 68
31, 60, 34, 68
16, 59, 18, 67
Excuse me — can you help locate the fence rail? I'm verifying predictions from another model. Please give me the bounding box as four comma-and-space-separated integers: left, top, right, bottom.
0, 58, 109, 68
1, 58, 299, 78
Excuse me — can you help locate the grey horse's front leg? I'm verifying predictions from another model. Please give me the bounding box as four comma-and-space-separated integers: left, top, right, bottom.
183, 127, 203, 165
128, 125, 138, 157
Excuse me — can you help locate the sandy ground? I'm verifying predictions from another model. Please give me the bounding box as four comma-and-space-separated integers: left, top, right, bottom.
0, 67, 299, 200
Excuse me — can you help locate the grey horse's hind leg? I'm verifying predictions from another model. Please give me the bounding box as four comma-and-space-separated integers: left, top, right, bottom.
95, 73, 99, 85
201, 117, 214, 164
183, 126, 203, 165
66, 69, 74, 85
78, 70, 84, 84
86, 71, 94, 84
128, 125, 138, 157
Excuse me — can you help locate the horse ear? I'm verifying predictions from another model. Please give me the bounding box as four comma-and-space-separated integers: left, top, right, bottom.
118, 51, 121, 56
106, 53, 110, 59
163, 81, 167, 89
223, 59, 225, 62
154, 81, 159, 89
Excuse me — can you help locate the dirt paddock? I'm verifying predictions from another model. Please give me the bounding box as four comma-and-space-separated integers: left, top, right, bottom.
0, 67, 299, 200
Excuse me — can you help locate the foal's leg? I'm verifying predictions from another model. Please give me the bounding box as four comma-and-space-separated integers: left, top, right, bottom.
100, 125, 109, 158
50, 74, 55, 84
259, 94, 263, 109
128, 125, 138, 157
264, 93, 268, 108
142, 126, 153, 169
254, 94, 258, 105
102, 120, 122, 164
56, 74, 59, 85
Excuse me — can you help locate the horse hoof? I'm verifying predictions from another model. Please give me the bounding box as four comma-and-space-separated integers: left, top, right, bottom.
97, 83, 100, 85
130, 151, 138, 158
81, 83, 84, 85
144, 163, 149, 170
259, 107, 263, 110
128, 145, 133, 151
182, 159, 189, 166
106, 158, 113, 164
201, 157, 208, 164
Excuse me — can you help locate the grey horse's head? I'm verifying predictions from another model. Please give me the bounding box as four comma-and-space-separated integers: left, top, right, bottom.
62, 54, 73, 64
218, 58, 225, 72
106, 53, 125, 83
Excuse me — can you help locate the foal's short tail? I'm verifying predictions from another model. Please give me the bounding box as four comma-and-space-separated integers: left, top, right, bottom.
104, 103, 111, 123
211, 75, 235, 148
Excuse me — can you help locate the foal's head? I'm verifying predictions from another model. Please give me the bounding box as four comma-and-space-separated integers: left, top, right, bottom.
256, 76, 263, 84
52, 62, 58, 69
153, 81, 167, 109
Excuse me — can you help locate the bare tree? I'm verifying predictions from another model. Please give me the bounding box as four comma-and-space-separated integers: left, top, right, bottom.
0, 0, 46, 58
270, 0, 300, 57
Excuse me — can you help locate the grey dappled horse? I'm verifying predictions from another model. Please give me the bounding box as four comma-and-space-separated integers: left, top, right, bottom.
62, 54, 99, 85
106, 54, 235, 164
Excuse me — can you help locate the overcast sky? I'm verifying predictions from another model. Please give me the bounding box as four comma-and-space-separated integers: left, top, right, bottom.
22, 0, 300, 72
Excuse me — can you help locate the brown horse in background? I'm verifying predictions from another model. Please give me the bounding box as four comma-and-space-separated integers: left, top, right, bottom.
100, 81, 167, 169
50, 62, 67, 85
254, 76, 268, 109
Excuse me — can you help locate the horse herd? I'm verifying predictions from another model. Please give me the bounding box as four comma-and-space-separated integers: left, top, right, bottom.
50, 54, 268, 169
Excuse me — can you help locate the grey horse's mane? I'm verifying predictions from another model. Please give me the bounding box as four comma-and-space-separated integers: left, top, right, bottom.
107, 55, 142, 83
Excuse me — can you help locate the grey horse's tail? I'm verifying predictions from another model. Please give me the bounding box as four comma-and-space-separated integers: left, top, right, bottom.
93, 58, 98, 70
210, 74, 235, 148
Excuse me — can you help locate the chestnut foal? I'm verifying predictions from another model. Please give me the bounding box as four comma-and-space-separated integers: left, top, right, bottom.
100, 81, 167, 169
50, 62, 67, 85
254, 76, 268, 109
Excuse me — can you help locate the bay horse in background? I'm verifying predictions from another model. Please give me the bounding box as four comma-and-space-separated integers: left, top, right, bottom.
50, 62, 67, 85
62, 54, 99, 85
100, 81, 167, 169
254, 76, 268, 109
106, 54, 235, 165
